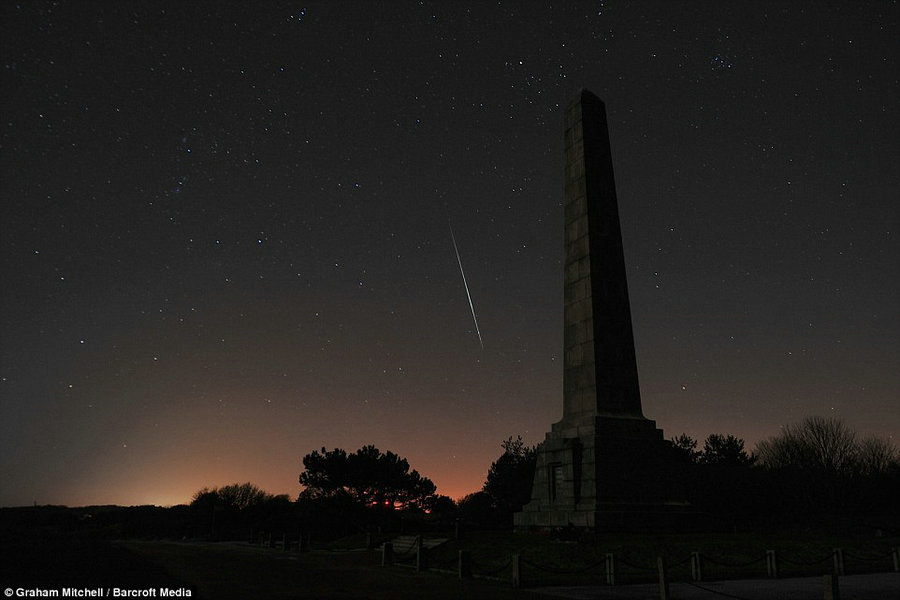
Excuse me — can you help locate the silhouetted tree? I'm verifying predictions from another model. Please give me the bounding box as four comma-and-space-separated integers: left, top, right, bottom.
700, 434, 756, 466
457, 491, 500, 529
663, 432, 759, 524
668, 433, 701, 463
857, 437, 899, 476
299, 445, 437, 511
189, 482, 283, 540
483, 435, 537, 513
755, 416, 900, 517
757, 416, 854, 474
755, 416, 896, 476
425, 494, 457, 514
191, 482, 274, 511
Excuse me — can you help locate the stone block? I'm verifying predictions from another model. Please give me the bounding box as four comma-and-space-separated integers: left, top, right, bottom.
566, 139, 584, 165
580, 342, 595, 364
575, 390, 594, 412
566, 214, 588, 244
573, 119, 583, 142
570, 156, 584, 178
578, 320, 594, 345
565, 178, 586, 207
568, 297, 591, 323
565, 261, 581, 283
578, 256, 592, 280
565, 344, 583, 368
566, 101, 582, 127
566, 235, 589, 262
575, 365, 595, 389
564, 194, 585, 221
572, 278, 589, 302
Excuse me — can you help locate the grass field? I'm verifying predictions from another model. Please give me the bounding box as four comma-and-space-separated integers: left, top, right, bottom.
423, 528, 899, 587
124, 540, 539, 599
2, 527, 896, 599
1, 538, 534, 599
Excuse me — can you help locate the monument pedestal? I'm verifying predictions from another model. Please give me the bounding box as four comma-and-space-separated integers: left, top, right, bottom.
514, 415, 686, 531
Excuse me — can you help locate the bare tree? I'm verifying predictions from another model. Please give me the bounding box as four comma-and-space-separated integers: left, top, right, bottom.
756, 416, 860, 475
191, 482, 273, 510
756, 416, 899, 513
856, 436, 899, 476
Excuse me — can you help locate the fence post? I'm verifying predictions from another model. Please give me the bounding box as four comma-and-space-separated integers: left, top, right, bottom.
249, 528, 255, 544
823, 574, 840, 600
282, 532, 289, 552
690, 551, 702, 581
657, 557, 670, 600
298, 532, 310, 552
604, 553, 616, 585
366, 532, 373, 550
766, 550, 778, 578
459, 550, 472, 579
382, 541, 394, 566
416, 541, 428, 572
893, 547, 899, 572
833, 548, 844, 576
267, 532, 275, 548
511, 554, 522, 589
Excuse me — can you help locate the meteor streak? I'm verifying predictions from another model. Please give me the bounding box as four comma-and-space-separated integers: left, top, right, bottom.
450, 223, 483, 350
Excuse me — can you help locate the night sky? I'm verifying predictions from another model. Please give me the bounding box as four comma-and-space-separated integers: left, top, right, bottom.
2, 1, 898, 508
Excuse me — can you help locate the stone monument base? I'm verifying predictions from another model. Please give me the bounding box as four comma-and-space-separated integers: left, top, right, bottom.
514, 500, 697, 532
514, 415, 691, 532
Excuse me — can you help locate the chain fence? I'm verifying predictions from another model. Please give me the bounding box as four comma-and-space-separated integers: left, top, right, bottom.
249, 527, 899, 592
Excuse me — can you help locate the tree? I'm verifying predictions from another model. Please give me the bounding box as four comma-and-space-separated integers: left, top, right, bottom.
857, 436, 900, 476
190, 482, 273, 511
757, 416, 862, 475
756, 416, 899, 477
299, 445, 437, 511
457, 491, 500, 529
189, 482, 284, 540
755, 416, 900, 516
668, 434, 701, 464
425, 495, 457, 514
700, 434, 756, 466
483, 436, 537, 513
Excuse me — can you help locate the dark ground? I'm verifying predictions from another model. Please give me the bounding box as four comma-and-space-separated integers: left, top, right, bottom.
1, 538, 534, 600
4, 538, 898, 600
2, 505, 897, 600
1, 538, 189, 588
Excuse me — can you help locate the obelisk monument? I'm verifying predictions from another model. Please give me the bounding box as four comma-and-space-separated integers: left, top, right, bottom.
515, 90, 677, 530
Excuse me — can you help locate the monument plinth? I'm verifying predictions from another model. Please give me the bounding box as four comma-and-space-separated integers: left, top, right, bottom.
515, 90, 680, 530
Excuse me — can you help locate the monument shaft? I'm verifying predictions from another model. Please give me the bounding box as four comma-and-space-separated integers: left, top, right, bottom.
515, 90, 677, 530
563, 90, 643, 420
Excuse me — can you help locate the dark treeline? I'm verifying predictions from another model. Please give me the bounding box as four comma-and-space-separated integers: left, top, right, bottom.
3, 417, 897, 543
668, 416, 900, 530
